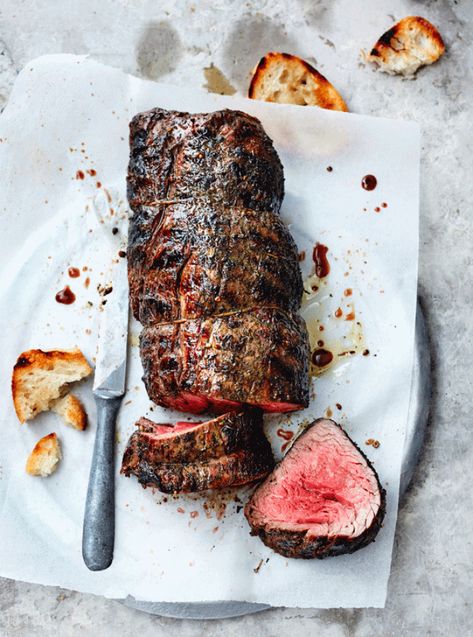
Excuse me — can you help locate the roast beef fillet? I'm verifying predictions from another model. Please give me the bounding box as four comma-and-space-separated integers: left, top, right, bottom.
122, 410, 262, 465
128, 201, 303, 325
140, 308, 309, 414
127, 107, 309, 415
127, 108, 284, 214
244, 419, 386, 559
121, 410, 274, 493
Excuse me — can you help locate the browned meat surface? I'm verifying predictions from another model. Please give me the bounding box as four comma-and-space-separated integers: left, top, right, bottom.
127, 107, 309, 414
140, 308, 309, 414
122, 439, 274, 494
245, 419, 386, 559
121, 410, 262, 465
129, 201, 303, 325
127, 108, 284, 213
121, 409, 274, 493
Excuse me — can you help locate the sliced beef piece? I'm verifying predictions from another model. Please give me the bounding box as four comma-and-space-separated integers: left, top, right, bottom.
128, 200, 303, 324
121, 409, 264, 465
135, 417, 199, 435
245, 419, 386, 559
127, 108, 284, 214
124, 443, 274, 494
140, 308, 310, 414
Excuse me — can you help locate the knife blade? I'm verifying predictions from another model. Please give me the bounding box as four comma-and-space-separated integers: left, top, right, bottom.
82, 250, 129, 571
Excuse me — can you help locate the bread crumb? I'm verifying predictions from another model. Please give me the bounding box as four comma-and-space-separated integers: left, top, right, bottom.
26, 433, 61, 477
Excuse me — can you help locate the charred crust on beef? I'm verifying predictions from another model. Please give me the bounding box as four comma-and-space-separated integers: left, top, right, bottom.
127, 107, 309, 414
139, 308, 309, 413
121, 409, 264, 465
121, 410, 274, 493
244, 419, 386, 559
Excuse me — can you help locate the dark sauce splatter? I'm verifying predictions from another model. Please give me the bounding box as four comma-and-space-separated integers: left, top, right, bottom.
361, 174, 377, 191
75, 170, 85, 180
326, 166, 333, 172
313, 243, 330, 278
68, 267, 80, 278
55, 285, 76, 304
312, 348, 333, 367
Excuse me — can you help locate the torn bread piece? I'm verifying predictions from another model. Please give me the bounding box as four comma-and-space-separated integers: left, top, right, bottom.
248, 51, 348, 112
366, 16, 445, 77
26, 433, 62, 477
51, 394, 88, 431
12, 349, 92, 423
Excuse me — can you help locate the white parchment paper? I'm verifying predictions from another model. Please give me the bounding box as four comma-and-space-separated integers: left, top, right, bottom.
0, 55, 420, 608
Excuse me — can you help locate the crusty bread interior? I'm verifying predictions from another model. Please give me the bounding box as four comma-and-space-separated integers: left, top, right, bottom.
51, 393, 88, 431
12, 349, 92, 423
26, 432, 62, 477
248, 51, 348, 112
366, 16, 445, 77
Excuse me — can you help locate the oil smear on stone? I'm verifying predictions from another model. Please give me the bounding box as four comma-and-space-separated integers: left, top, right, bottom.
203, 64, 237, 96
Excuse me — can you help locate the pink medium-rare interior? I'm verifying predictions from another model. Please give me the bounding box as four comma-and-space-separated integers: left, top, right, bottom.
164, 391, 302, 414
139, 419, 204, 438
251, 420, 381, 538
164, 392, 242, 414
255, 401, 301, 413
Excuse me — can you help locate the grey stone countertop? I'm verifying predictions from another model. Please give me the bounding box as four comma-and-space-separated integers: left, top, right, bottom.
1, 1, 472, 635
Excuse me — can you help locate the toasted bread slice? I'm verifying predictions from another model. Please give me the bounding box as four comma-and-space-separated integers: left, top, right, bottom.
12, 349, 92, 423
248, 52, 348, 112
26, 433, 62, 477
366, 16, 445, 77
51, 394, 88, 431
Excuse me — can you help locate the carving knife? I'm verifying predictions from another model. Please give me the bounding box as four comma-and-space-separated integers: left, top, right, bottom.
82, 250, 129, 571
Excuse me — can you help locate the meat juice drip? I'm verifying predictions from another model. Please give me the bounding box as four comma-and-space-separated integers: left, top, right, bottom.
277, 428, 293, 441
313, 243, 330, 278
277, 428, 295, 453
302, 277, 368, 376
361, 174, 377, 191
55, 285, 76, 304
68, 267, 80, 278
312, 348, 333, 367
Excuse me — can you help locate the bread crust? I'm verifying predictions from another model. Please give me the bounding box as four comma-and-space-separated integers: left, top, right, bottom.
367, 16, 445, 76
12, 348, 92, 423
52, 394, 88, 431
25, 432, 62, 477
248, 52, 348, 112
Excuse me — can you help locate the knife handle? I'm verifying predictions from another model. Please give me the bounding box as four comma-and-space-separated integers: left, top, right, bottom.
82, 394, 121, 571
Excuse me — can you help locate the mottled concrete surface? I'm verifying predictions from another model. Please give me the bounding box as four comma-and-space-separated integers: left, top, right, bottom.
1, 0, 472, 635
